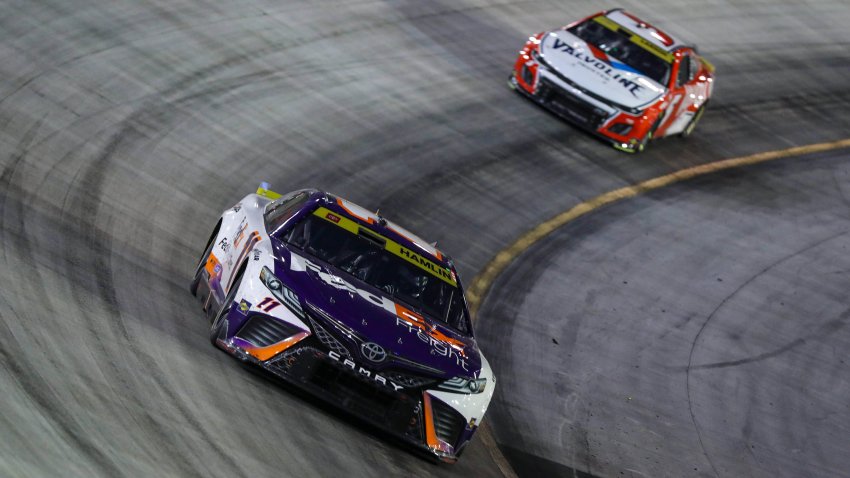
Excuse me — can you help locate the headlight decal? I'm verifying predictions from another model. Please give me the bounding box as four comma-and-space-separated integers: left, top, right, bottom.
437, 376, 487, 394
260, 266, 305, 319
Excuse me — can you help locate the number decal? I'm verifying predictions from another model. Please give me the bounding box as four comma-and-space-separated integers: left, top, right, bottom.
257, 297, 280, 312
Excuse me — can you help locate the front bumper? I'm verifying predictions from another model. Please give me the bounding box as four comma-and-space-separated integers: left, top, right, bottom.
510, 73, 649, 153
217, 331, 476, 462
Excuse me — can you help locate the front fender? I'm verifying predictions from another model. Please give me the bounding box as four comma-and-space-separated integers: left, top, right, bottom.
221, 249, 311, 351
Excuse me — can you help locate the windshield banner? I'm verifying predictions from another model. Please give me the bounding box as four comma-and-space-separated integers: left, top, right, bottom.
313, 207, 458, 287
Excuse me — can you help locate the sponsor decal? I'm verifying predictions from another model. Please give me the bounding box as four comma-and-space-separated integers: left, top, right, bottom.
252, 249, 261, 261
232, 204, 242, 213
327, 350, 403, 391
396, 246, 455, 285
239, 299, 251, 313
394, 303, 469, 371
292, 253, 470, 370
218, 237, 230, 253
325, 212, 341, 223
205, 254, 223, 290
549, 38, 644, 97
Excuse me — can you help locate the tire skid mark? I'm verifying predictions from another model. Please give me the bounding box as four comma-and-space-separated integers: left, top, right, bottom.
0, 322, 123, 477
689, 307, 850, 370
0, 120, 119, 473
14, 7, 294, 470
59, 116, 240, 476
467, 141, 850, 477
684, 229, 850, 478
1, 0, 522, 113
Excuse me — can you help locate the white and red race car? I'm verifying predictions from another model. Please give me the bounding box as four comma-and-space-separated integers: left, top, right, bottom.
511, 8, 715, 153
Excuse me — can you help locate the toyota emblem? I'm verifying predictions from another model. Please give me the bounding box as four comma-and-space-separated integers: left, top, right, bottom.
360, 342, 387, 363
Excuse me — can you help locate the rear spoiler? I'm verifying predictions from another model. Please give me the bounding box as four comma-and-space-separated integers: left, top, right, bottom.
256, 182, 282, 200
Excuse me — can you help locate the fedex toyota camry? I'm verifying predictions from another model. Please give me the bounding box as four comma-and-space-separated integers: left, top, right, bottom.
511, 8, 715, 153
190, 185, 495, 462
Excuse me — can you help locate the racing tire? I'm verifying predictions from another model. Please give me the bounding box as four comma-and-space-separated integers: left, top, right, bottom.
635, 130, 653, 154
190, 222, 220, 296
209, 263, 245, 346
634, 112, 665, 154
681, 105, 706, 138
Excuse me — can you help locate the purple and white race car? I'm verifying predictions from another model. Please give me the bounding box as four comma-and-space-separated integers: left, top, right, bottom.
190, 186, 495, 462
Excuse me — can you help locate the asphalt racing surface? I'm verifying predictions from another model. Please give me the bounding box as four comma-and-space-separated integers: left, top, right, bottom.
478, 150, 850, 477
1, 1, 849, 477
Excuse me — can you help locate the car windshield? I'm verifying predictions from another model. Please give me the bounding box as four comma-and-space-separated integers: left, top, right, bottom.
282, 213, 471, 334
568, 19, 671, 85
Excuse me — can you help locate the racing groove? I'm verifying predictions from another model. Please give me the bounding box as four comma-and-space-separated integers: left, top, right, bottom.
1, 0, 849, 476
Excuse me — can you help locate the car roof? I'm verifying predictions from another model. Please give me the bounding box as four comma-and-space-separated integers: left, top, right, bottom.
604, 9, 689, 54
258, 186, 454, 272
336, 197, 446, 257
303, 190, 453, 269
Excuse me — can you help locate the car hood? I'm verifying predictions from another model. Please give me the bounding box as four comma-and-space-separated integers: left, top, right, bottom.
277, 249, 481, 379
539, 30, 666, 109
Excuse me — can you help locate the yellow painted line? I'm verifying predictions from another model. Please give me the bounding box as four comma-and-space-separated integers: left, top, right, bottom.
467, 138, 850, 316
468, 138, 850, 477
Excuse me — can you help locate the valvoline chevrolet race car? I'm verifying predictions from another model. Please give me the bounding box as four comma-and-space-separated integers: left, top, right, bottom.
190, 185, 495, 462
511, 8, 715, 153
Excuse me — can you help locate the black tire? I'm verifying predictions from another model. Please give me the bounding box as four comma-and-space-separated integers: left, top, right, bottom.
634, 112, 664, 154
635, 129, 653, 153
190, 222, 220, 296
209, 264, 245, 346
681, 105, 706, 138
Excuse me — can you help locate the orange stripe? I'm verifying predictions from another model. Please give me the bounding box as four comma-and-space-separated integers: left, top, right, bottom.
394, 303, 466, 352
431, 248, 444, 261
244, 331, 309, 361
225, 231, 260, 293
422, 393, 440, 450
336, 198, 375, 225
204, 253, 220, 278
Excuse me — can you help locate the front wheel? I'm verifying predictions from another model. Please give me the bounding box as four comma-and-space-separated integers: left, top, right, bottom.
681, 105, 706, 138
635, 129, 653, 153
209, 266, 244, 346
190, 225, 219, 296
632, 112, 664, 154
